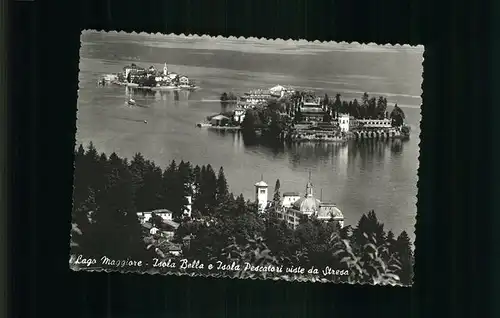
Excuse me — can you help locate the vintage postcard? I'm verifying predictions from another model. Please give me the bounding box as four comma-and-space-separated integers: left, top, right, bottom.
70, 30, 423, 286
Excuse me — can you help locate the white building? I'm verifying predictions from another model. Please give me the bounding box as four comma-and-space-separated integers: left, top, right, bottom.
338, 113, 350, 132
254, 178, 269, 213
150, 227, 160, 235
353, 118, 392, 129
179, 76, 190, 84
233, 108, 246, 123
210, 114, 230, 126
275, 180, 345, 230
137, 209, 173, 224
184, 195, 192, 218
137, 194, 192, 223
282, 192, 301, 208
163, 63, 168, 76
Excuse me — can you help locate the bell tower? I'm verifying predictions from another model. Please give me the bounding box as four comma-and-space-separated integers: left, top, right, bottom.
305, 171, 314, 198
254, 175, 269, 213
163, 62, 168, 76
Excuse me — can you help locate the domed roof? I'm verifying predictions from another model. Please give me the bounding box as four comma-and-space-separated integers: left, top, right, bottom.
317, 204, 344, 220
292, 196, 321, 213
255, 180, 268, 187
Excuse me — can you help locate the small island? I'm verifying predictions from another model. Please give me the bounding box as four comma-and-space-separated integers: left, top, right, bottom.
198, 85, 411, 142
98, 62, 198, 91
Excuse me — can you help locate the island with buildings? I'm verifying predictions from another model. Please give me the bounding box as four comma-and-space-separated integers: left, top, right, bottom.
98, 62, 198, 91
198, 85, 411, 142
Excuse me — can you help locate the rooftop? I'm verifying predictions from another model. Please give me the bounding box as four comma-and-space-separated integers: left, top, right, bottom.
255, 180, 268, 187
317, 205, 344, 220
152, 209, 173, 214
211, 114, 230, 120
164, 219, 180, 229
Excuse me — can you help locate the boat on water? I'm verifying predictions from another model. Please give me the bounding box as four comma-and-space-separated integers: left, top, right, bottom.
196, 123, 212, 128
179, 84, 198, 90
152, 85, 180, 91
128, 98, 136, 106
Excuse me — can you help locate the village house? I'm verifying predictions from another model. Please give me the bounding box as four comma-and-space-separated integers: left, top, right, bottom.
210, 114, 230, 126
136, 193, 192, 224
137, 209, 173, 224
179, 75, 190, 84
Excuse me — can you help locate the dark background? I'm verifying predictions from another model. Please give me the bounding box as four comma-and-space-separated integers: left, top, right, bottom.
8, 0, 495, 317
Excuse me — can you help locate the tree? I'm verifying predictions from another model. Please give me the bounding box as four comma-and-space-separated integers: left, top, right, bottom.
130, 153, 148, 209
273, 179, 281, 208
390, 104, 406, 127
196, 164, 217, 215
395, 231, 413, 285
294, 108, 304, 123
220, 92, 228, 104
240, 110, 258, 134
333, 94, 342, 116
136, 165, 164, 211
323, 112, 333, 123
376, 96, 388, 119
71, 187, 98, 255
323, 94, 330, 107
215, 167, 229, 205
368, 97, 377, 119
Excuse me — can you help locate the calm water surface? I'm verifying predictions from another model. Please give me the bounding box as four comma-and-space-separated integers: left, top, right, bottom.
76, 32, 422, 241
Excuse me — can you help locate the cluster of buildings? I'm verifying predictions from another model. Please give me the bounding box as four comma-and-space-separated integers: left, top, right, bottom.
204, 85, 295, 127
254, 176, 345, 230
135, 195, 193, 256
237, 85, 295, 108
117, 62, 194, 88
135, 174, 345, 256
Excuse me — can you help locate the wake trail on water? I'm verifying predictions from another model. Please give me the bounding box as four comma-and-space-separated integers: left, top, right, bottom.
114, 116, 148, 123
200, 99, 222, 102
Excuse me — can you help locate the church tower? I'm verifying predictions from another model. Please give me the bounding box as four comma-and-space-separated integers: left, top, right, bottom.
163, 62, 168, 76
254, 175, 269, 213
305, 171, 314, 197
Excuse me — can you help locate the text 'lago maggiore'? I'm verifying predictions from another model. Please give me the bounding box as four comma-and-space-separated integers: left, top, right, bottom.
71, 255, 348, 277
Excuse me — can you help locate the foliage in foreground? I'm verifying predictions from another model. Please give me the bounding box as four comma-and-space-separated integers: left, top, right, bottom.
71, 144, 414, 285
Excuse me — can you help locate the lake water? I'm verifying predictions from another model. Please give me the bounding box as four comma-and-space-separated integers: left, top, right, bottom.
76, 32, 423, 241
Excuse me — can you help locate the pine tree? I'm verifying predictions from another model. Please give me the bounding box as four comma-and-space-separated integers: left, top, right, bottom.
323, 93, 330, 107
273, 179, 281, 209
376, 96, 388, 119
333, 94, 342, 116
136, 165, 164, 211
200, 165, 218, 215
73, 145, 89, 212
390, 104, 406, 127
395, 231, 413, 285
130, 153, 148, 210
215, 167, 229, 205
162, 160, 178, 210
368, 97, 377, 119
352, 210, 386, 250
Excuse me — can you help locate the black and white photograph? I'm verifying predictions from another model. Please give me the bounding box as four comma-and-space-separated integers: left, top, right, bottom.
70, 30, 423, 286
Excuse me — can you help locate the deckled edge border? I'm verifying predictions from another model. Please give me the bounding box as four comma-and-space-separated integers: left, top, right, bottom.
71, 29, 424, 288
